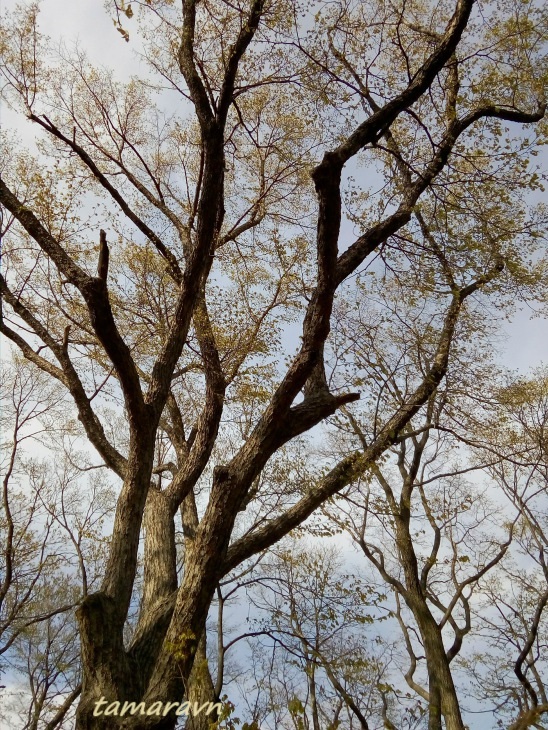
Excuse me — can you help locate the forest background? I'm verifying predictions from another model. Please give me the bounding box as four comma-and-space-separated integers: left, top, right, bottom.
1, 1, 548, 729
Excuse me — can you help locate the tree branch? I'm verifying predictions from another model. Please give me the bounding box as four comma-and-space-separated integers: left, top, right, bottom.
0, 276, 127, 477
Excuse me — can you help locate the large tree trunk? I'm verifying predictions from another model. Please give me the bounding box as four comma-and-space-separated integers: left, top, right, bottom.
75, 592, 176, 730
75, 432, 176, 730
181, 490, 221, 730
183, 634, 218, 730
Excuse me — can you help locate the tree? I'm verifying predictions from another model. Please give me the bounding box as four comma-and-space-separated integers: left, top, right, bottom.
242, 542, 392, 730
322, 391, 514, 730
464, 371, 548, 728
0, 361, 67, 669
0, 0, 547, 727
315, 291, 548, 729
0, 360, 115, 729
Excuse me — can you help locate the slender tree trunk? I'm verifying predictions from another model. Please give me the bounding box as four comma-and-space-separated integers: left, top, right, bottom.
415, 605, 456, 730
396, 520, 465, 730
308, 660, 321, 730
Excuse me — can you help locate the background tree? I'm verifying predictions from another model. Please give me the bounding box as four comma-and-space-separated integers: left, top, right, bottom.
0, 360, 115, 728
242, 543, 391, 730
461, 372, 548, 729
